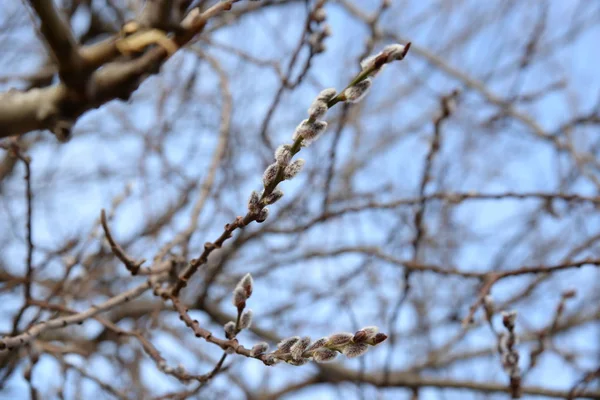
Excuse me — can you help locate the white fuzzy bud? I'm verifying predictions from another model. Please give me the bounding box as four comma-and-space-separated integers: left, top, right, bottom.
277, 336, 300, 353
239, 309, 253, 329
306, 337, 328, 352
265, 189, 284, 205
308, 32, 321, 49
313, 348, 338, 363
232, 286, 247, 309
236, 273, 253, 298
293, 119, 328, 145
308, 32, 326, 53
382, 43, 409, 62
353, 326, 378, 343
370, 333, 388, 345
360, 54, 387, 77
360, 55, 377, 71
250, 342, 269, 356
361, 326, 379, 337
248, 190, 261, 213
502, 310, 518, 329
308, 100, 328, 120
344, 78, 372, 103
342, 343, 369, 358
283, 159, 305, 180
304, 124, 327, 147
274, 145, 292, 166
224, 321, 236, 339
316, 88, 337, 103
262, 163, 279, 188
256, 207, 269, 223
264, 354, 278, 365
312, 8, 326, 23
287, 358, 308, 366
290, 336, 311, 360
327, 332, 354, 347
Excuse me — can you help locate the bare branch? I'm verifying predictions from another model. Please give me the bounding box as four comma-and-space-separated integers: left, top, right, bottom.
27, 0, 86, 87
100, 209, 146, 275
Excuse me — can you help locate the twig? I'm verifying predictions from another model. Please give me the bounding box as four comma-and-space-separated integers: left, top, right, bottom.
20, 152, 34, 301
567, 367, 600, 400
27, 0, 86, 88
499, 311, 521, 398
23, 351, 39, 400
265, 191, 600, 234
462, 274, 500, 327
153, 49, 232, 260
462, 258, 599, 327
412, 90, 459, 256
258, 0, 317, 150
170, 42, 413, 297
0, 281, 153, 350
385, 90, 459, 381
101, 209, 146, 275
0, 143, 36, 337
152, 354, 229, 400
61, 360, 129, 400
321, 102, 350, 211
524, 289, 576, 376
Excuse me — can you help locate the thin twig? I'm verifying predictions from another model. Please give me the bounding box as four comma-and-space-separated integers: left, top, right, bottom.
101, 209, 146, 275
0, 281, 153, 350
